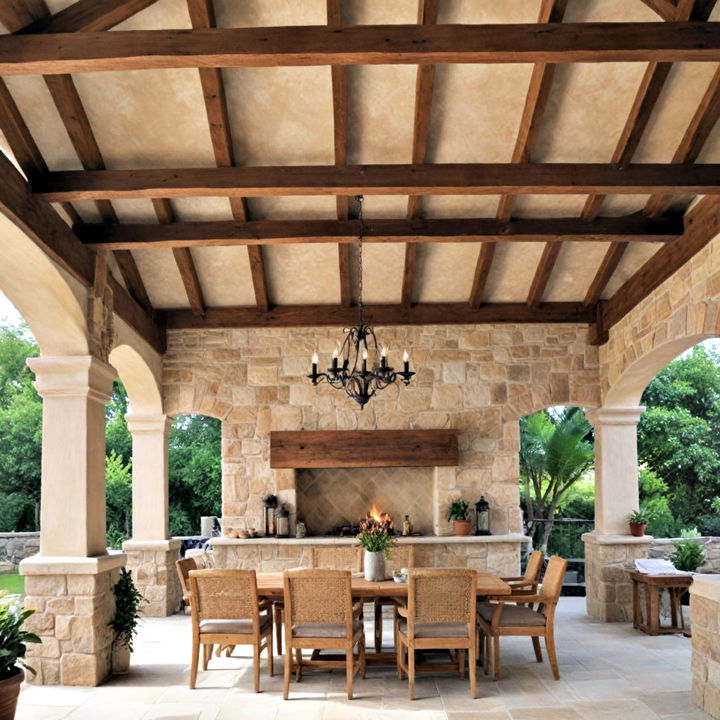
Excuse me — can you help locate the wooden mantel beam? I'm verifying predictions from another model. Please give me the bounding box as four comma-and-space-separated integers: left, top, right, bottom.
164, 301, 596, 330
33, 163, 720, 201
76, 215, 683, 249
1, 23, 720, 75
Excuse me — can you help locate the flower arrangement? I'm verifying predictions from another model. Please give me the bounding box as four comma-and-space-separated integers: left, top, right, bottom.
356, 518, 397, 559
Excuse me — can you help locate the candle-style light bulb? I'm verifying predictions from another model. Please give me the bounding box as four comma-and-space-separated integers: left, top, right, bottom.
331, 345, 338, 371
332, 347, 339, 358
403, 349, 410, 373
361, 347, 368, 373
403, 349, 409, 362
380, 344, 388, 368
362, 348, 368, 360
381, 345, 387, 357
312, 352, 319, 365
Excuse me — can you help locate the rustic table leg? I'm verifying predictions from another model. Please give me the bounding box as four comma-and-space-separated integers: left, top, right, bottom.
670, 588, 679, 630
632, 579, 641, 629
648, 585, 660, 635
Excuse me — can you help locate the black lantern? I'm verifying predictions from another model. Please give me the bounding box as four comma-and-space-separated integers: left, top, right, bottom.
275, 505, 290, 538
475, 496, 491, 536
263, 494, 277, 537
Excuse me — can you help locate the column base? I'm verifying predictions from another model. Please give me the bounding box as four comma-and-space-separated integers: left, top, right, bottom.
19, 553, 126, 686
582, 533, 653, 622
121, 539, 182, 617
691, 575, 720, 718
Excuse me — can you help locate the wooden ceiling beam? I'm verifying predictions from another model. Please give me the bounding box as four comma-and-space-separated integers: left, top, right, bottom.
2, 23, 720, 75
77, 215, 683, 249
592, 195, 720, 342
0, 0, 48, 32
164, 301, 596, 330
527, 243, 562, 307
34, 163, 720, 201
401, 0, 439, 309
187, 0, 268, 312
468, 244, 496, 310
17, 0, 160, 34
639, 0, 682, 21
0, 150, 164, 352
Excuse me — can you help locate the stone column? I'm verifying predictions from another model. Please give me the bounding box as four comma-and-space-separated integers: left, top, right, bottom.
121, 414, 182, 617
21, 356, 125, 686
583, 406, 650, 622
691, 575, 720, 718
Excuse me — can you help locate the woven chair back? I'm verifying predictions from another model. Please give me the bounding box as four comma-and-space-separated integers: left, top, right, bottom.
538, 555, 567, 608
189, 569, 259, 623
524, 550, 544, 583
310, 546, 360, 571
408, 569, 476, 626
284, 569, 352, 625
385, 544, 415, 576
176, 557, 197, 597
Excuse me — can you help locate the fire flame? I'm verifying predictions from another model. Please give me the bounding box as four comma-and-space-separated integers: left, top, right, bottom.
369, 503, 383, 523
365, 503, 394, 532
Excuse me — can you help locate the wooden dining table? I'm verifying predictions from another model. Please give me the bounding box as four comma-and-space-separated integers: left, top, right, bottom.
256, 571, 511, 667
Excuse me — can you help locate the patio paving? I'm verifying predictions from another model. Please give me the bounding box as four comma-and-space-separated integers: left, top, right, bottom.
15, 597, 710, 720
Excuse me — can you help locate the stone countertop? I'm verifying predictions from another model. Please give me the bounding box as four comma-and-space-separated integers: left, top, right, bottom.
209, 533, 530, 546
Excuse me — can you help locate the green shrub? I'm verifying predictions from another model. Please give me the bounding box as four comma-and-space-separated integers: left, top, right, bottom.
669, 540, 705, 572
109, 569, 145, 652
446, 498, 470, 521
0, 601, 40, 679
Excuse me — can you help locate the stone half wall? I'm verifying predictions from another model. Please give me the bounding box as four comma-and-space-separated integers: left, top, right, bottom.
163, 324, 600, 539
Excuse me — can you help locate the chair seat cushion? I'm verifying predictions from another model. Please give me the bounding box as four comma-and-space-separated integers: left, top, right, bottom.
397, 619, 469, 638
292, 619, 362, 638
477, 602, 546, 627
199, 615, 271, 635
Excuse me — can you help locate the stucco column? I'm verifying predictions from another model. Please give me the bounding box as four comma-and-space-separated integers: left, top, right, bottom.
27, 356, 115, 557
583, 406, 652, 622
121, 414, 181, 617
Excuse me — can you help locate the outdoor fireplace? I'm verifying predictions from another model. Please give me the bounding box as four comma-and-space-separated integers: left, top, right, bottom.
325, 503, 395, 537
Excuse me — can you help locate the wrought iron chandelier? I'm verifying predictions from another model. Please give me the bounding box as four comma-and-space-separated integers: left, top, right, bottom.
308, 196, 415, 409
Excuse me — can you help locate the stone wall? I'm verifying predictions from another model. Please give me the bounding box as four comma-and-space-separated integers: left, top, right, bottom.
691, 575, 720, 719
0, 532, 39, 566
649, 537, 720, 574
163, 324, 600, 542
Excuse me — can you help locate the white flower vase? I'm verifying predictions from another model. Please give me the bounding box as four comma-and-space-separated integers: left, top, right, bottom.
364, 551, 386, 582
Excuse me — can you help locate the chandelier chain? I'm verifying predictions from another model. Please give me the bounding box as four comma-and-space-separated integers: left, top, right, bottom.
357, 195, 364, 323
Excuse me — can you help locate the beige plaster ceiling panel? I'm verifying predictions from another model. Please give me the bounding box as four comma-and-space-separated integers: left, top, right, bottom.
3, 77, 82, 171
414, 243, 480, 303
360, 243, 405, 304
106, 252, 126, 293
597, 195, 651, 216
533, 62, 648, 163
564, 0, 658, 22
423, 196, 502, 218
439, 0, 542, 23
602, 244, 661, 298
191, 247, 256, 307
248, 196, 336, 220
72, 69, 216, 170
110, 200, 158, 223
512, 195, 587, 218
171, 198, 234, 222
112, 0, 192, 30
347, 64, 416, 165
634, 63, 720, 163
223, 66, 334, 166
265, 245, 340, 305
71, 201, 103, 224
344, 1, 418, 25
361, 197, 410, 219
544, 242, 611, 302
483, 243, 546, 303
131, 249, 188, 309
214, 0, 327, 27
427, 64, 534, 163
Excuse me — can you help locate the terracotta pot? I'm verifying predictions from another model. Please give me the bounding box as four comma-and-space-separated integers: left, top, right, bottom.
111, 644, 131, 675
453, 519, 472, 536
0, 667, 23, 720
629, 522, 646, 538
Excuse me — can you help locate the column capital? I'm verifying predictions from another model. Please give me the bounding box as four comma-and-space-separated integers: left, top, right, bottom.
28, 355, 116, 404
586, 406, 645, 428
125, 413, 171, 435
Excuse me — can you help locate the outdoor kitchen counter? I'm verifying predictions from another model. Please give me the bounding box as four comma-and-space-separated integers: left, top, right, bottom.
209, 534, 530, 546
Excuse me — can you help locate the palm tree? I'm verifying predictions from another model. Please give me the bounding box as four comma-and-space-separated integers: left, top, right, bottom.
519, 407, 594, 552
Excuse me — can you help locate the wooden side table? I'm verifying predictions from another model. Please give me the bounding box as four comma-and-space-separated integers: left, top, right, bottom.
629, 572, 693, 636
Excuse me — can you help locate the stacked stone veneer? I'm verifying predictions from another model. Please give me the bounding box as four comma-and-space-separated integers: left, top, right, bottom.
691, 575, 720, 718
0, 532, 39, 566
122, 540, 182, 617
163, 324, 600, 545
21, 557, 124, 686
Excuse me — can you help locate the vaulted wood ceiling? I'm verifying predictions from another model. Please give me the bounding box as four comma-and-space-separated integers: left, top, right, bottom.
1, 0, 720, 348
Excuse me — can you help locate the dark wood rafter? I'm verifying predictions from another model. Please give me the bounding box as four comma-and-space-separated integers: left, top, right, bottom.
76, 215, 683, 249
401, 0, 439, 309
165, 301, 595, 330
187, 0, 268, 312
0, 0, 48, 32
17, 0, 160, 34
152, 198, 206, 318
33, 163, 720, 201
590, 196, 720, 343
527, 243, 561, 308
0, 150, 164, 352
644, 65, 720, 217
638, 0, 684, 21
327, 0, 352, 307
469, 243, 496, 310
3, 23, 720, 75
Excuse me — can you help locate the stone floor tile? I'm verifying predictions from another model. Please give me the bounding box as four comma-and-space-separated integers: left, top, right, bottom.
15, 708, 74, 720
446, 712, 511, 720
570, 698, 660, 720
509, 708, 583, 719
142, 703, 221, 720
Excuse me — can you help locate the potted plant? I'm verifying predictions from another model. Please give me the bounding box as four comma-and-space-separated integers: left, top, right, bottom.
108, 568, 145, 675
628, 508, 650, 537
670, 528, 706, 573
357, 521, 397, 582
447, 498, 472, 536
0, 600, 40, 720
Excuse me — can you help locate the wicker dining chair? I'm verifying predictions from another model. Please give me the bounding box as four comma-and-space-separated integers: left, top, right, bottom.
373, 544, 415, 652
310, 546, 362, 571
395, 568, 478, 700
282, 569, 365, 700
188, 569, 273, 692
477, 555, 567, 681
501, 550, 544, 600
176, 557, 197, 610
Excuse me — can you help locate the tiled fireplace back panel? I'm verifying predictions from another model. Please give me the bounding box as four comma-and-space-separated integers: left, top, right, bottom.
296, 467, 434, 536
